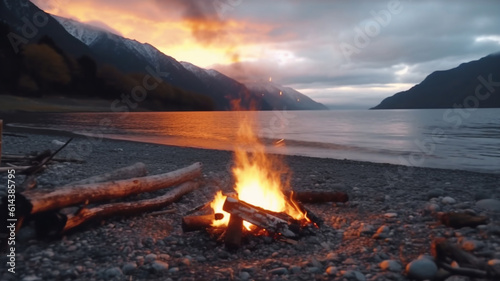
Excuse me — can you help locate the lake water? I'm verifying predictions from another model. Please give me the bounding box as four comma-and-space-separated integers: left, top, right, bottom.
5, 109, 500, 174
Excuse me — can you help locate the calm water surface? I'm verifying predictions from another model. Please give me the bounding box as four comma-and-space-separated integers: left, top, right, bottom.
6, 109, 500, 174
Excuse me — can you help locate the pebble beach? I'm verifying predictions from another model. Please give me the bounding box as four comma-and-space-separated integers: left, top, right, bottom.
1, 128, 500, 281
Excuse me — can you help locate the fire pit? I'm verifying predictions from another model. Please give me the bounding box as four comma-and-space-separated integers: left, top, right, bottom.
181, 117, 347, 248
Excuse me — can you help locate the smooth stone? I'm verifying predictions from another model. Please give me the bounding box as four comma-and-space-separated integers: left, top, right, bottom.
406, 259, 438, 280
488, 259, 500, 266
306, 267, 321, 274
384, 213, 398, 218
379, 260, 402, 272
461, 240, 485, 251
269, 267, 288, 275
239, 271, 251, 280
168, 267, 179, 273
442, 196, 456, 204
151, 261, 169, 273
104, 267, 123, 279
427, 188, 444, 199
145, 253, 157, 263
326, 266, 337, 275
290, 266, 301, 274
476, 199, 500, 211
122, 263, 137, 275
425, 203, 441, 213
343, 270, 366, 281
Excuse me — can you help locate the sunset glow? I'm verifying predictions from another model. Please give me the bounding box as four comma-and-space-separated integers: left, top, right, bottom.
31, 0, 500, 109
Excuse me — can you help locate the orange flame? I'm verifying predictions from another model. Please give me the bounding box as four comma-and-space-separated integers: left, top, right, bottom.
210, 114, 308, 230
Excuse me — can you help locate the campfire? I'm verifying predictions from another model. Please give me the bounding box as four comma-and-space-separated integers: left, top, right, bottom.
182, 115, 331, 248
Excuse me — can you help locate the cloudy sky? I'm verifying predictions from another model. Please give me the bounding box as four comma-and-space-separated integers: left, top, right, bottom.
33, 0, 500, 109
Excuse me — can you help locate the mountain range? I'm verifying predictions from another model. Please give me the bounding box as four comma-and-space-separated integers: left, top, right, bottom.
0, 0, 327, 111
372, 53, 500, 109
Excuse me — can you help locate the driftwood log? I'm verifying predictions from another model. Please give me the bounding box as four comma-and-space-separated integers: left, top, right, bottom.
63, 181, 200, 233
33, 181, 200, 236
432, 238, 500, 279
64, 162, 148, 186
182, 213, 224, 232
440, 212, 488, 228
21, 162, 202, 214
224, 214, 243, 249
223, 197, 299, 238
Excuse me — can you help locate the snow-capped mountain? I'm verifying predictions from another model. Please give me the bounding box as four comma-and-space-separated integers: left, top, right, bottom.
1, 0, 327, 110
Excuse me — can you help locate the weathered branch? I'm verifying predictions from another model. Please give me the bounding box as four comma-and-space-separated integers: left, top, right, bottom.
182, 213, 224, 232
22, 162, 203, 214
60, 181, 200, 233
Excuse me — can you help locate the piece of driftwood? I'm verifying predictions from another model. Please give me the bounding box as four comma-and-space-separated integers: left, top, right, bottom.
20, 138, 73, 175
224, 214, 243, 249
30, 181, 200, 236
64, 162, 148, 186
60, 181, 200, 233
22, 162, 203, 214
182, 213, 224, 232
432, 238, 500, 279
285, 190, 349, 203
440, 212, 488, 228
223, 197, 299, 238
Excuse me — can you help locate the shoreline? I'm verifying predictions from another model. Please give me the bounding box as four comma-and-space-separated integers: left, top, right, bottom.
1, 126, 500, 281
3, 123, 498, 177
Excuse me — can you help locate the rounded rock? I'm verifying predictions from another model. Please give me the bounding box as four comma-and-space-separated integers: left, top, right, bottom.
476, 199, 500, 212
239, 271, 251, 280
122, 262, 137, 275
405, 259, 438, 280
151, 261, 169, 273
326, 266, 337, 275
104, 267, 123, 280
343, 270, 366, 281
442, 196, 456, 204
269, 267, 288, 275
379, 260, 402, 272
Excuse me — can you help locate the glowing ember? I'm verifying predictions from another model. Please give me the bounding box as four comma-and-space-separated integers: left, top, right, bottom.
210, 115, 309, 230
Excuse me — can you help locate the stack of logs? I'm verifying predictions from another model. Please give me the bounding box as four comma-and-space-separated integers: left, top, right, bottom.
182, 190, 349, 249
1, 160, 203, 249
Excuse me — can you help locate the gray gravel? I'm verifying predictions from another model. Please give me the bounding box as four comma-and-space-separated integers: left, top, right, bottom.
1, 129, 500, 281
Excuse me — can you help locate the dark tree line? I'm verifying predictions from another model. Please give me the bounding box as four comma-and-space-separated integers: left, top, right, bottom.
0, 21, 214, 111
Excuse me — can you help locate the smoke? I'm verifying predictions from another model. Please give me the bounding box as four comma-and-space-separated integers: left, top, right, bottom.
156, 0, 231, 47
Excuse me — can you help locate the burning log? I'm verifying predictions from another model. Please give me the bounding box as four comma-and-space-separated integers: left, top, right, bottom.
222, 197, 300, 238
36, 181, 200, 236
64, 162, 148, 186
21, 162, 202, 215
285, 190, 349, 203
182, 213, 224, 232
224, 214, 243, 249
